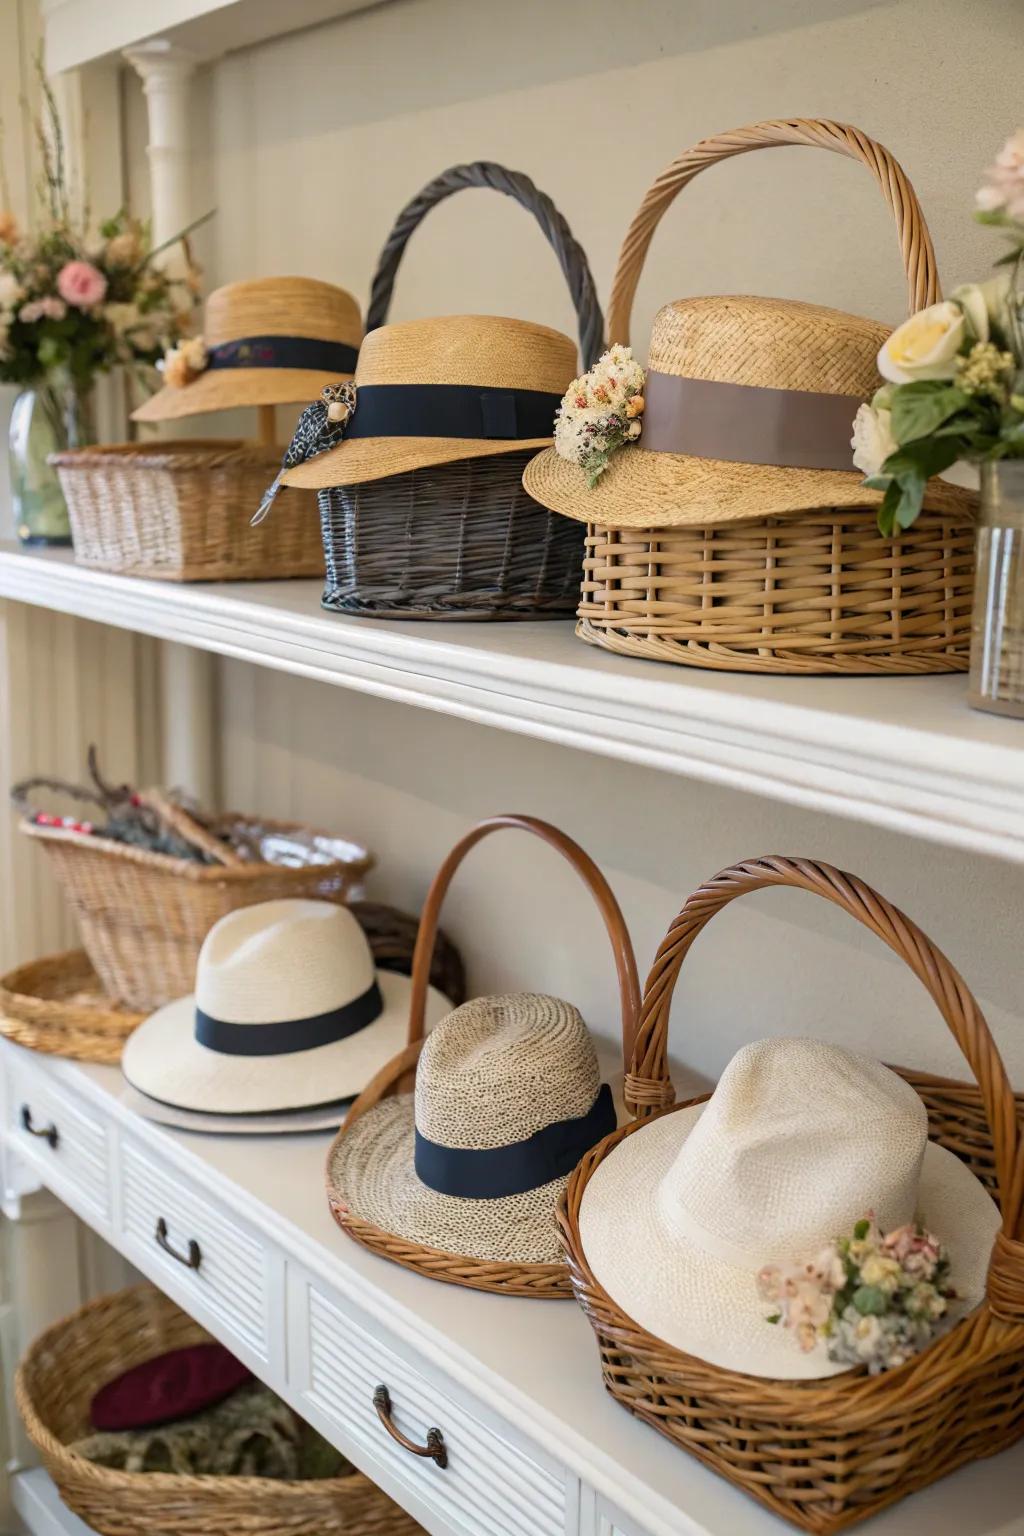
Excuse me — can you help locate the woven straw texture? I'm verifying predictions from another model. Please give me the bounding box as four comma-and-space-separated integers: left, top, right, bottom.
328, 815, 641, 1299
320, 451, 585, 620
133, 277, 362, 422
16, 1285, 423, 1536
0, 950, 142, 1064
558, 856, 1024, 1533
55, 441, 323, 582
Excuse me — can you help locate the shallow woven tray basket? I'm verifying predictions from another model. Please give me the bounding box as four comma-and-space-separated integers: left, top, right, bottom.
0, 949, 142, 1065
558, 855, 1024, 1534
319, 161, 604, 620
54, 440, 323, 582
579, 118, 975, 674
16, 1283, 424, 1536
328, 813, 641, 1298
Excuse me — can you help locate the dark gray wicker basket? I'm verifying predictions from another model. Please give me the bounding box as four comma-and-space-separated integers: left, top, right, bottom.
319, 162, 601, 621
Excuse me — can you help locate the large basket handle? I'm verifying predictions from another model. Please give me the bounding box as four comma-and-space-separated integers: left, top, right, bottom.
627, 855, 1024, 1321
406, 815, 641, 1069
607, 118, 939, 346
366, 162, 605, 366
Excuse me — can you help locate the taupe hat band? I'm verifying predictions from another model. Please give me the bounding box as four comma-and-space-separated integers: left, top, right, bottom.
642, 370, 861, 472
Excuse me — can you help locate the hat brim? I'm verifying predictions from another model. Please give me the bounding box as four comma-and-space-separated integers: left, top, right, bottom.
132, 367, 354, 424
121, 972, 450, 1115
119, 1082, 352, 1136
522, 445, 977, 529
281, 435, 551, 490
329, 1091, 588, 1265
578, 1100, 1001, 1381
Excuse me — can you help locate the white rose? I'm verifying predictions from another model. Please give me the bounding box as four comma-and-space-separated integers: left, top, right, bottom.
0, 270, 23, 312
877, 301, 966, 384
851, 402, 898, 477
951, 272, 1012, 344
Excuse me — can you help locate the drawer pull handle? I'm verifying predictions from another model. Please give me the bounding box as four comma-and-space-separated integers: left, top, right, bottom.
20, 1105, 58, 1149
155, 1217, 202, 1271
372, 1384, 448, 1469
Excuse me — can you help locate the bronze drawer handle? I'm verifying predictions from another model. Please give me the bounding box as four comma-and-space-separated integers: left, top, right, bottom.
20, 1105, 58, 1149
155, 1217, 202, 1271
372, 1384, 448, 1469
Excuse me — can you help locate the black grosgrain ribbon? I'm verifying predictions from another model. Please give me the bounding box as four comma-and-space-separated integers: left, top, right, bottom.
414, 1082, 616, 1199
207, 335, 359, 375
343, 383, 560, 442
194, 980, 383, 1057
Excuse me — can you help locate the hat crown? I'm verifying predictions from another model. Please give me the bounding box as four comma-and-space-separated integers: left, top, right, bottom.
355, 314, 576, 394
415, 993, 600, 1150
194, 899, 375, 1027
648, 295, 887, 399
204, 277, 362, 349
659, 1038, 927, 1268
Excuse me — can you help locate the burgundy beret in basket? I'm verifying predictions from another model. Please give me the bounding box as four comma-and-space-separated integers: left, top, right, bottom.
91, 1343, 252, 1431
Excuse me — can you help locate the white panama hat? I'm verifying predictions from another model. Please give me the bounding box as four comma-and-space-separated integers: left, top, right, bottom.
122, 899, 450, 1118
579, 1037, 1001, 1380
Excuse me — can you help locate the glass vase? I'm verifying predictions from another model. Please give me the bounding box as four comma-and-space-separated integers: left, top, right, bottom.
8, 375, 95, 547
969, 460, 1024, 719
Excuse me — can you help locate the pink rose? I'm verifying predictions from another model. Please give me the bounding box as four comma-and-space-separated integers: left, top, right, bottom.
57, 260, 107, 310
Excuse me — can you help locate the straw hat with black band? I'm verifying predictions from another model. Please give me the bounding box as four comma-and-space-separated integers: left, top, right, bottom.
133, 276, 362, 424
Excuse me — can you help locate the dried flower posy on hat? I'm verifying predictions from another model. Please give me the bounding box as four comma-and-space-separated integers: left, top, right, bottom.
553, 344, 645, 486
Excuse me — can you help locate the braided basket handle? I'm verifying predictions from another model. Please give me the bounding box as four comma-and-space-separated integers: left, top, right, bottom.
406, 815, 641, 1067
607, 118, 940, 346
366, 162, 605, 366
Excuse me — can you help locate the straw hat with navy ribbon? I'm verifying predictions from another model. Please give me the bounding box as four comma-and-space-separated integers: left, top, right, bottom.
122, 899, 450, 1121
132, 276, 362, 423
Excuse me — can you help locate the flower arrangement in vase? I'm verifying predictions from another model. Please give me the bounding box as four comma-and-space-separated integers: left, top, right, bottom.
0, 66, 203, 545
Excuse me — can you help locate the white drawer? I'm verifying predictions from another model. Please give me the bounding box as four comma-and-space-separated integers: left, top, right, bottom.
118, 1136, 281, 1369
8, 1059, 110, 1223
295, 1277, 569, 1536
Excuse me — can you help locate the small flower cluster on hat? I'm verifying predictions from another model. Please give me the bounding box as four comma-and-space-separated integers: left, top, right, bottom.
553, 344, 646, 486
159, 335, 208, 388
758, 1213, 954, 1374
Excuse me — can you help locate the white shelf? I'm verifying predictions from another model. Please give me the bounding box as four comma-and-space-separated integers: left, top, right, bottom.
2, 544, 1023, 863
12, 1467, 98, 1536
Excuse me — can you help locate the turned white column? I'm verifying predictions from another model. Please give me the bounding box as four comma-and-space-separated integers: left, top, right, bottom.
124, 40, 218, 804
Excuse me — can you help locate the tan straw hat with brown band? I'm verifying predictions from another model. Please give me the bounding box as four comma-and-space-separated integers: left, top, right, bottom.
133, 276, 362, 423
280, 314, 576, 489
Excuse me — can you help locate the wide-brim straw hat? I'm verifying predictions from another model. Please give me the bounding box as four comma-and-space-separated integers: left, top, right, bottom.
281, 314, 576, 488
119, 1083, 352, 1136
523, 295, 975, 528
122, 899, 449, 1118
328, 993, 617, 1264
578, 1037, 1000, 1380
133, 277, 362, 423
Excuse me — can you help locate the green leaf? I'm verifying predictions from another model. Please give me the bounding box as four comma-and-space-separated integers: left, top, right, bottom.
877, 479, 907, 538
890, 384, 969, 444
765, 1312, 781, 1325
853, 1219, 871, 1241
852, 1285, 888, 1316
862, 474, 893, 492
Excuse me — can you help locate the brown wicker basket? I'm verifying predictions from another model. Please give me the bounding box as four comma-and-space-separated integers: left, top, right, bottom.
579, 118, 975, 674
0, 950, 143, 1065
558, 855, 1024, 1533
328, 814, 641, 1298
54, 440, 323, 582
16, 1284, 424, 1536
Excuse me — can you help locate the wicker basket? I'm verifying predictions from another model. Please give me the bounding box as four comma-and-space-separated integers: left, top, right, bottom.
16, 1284, 424, 1536
0, 950, 142, 1065
54, 440, 323, 582
320, 161, 604, 620
328, 814, 641, 1298
558, 856, 1024, 1533
578, 118, 975, 674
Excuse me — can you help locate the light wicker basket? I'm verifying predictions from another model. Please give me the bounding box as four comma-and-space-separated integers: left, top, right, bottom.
579, 118, 975, 674
558, 855, 1024, 1533
0, 949, 142, 1065
54, 440, 323, 582
328, 814, 641, 1298
16, 1284, 424, 1536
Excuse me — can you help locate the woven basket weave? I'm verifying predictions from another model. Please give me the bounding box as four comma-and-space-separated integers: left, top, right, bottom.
558, 856, 1024, 1533
54, 440, 323, 582
578, 118, 974, 674
16, 1284, 424, 1536
320, 162, 602, 621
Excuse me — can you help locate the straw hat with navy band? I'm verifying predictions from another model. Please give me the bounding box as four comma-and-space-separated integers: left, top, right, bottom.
122, 899, 450, 1118
133, 276, 362, 423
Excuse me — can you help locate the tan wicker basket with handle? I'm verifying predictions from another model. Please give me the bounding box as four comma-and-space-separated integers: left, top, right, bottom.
558, 856, 1024, 1533
327, 814, 641, 1298
576, 119, 974, 675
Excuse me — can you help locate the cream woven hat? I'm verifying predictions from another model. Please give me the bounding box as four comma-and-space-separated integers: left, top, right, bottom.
579, 1037, 1000, 1380
328, 993, 616, 1264
122, 899, 449, 1117
523, 295, 974, 528
133, 277, 362, 423
280, 314, 576, 488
